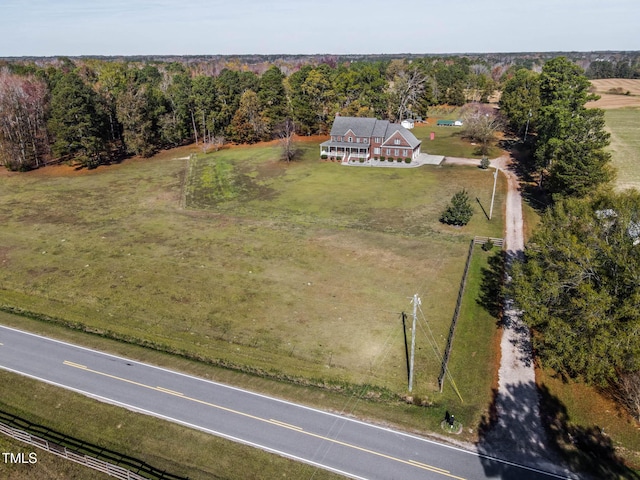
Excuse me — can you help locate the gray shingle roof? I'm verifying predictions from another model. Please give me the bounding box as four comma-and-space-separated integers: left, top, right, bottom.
383, 124, 421, 149
330, 117, 376, 137
329, 116, 421, 149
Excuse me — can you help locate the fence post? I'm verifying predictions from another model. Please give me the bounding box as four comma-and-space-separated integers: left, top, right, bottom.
438, 238, 475, 392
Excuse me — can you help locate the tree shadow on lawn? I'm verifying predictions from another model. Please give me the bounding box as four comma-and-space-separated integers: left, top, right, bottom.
476, 374, 640, 479
477, 249, 505, 320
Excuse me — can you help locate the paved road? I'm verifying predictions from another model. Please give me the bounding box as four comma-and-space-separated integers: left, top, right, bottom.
0, 325, 574, 480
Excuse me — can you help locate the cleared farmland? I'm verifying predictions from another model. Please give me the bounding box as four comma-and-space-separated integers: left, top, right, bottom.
0, 142, 504, 402
604, 107, 640, 190
588, 79, 640, 109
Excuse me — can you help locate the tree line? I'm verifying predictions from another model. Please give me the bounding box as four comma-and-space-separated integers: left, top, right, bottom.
0, 56, 499, 170
500, 58, 640, 420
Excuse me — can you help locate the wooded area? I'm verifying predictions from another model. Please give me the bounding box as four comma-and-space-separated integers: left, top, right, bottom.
0, 56, 499, 170
1, 52, 639, 171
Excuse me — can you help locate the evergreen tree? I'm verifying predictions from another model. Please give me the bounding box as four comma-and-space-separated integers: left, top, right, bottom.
499, 68, 540, 137
440, 189, 473, 226
535, 57, 613, 197
47, 71, 108, 167
512, 191, 640, 385
258, 65, 288, 137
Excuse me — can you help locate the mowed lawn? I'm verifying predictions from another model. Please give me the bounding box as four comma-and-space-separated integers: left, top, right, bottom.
604, 107, 640, 191
0, 141, 505, 398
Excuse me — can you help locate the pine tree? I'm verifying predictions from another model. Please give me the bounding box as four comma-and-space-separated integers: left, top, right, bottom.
511, 191, 640, 385
440, 189, 473, 226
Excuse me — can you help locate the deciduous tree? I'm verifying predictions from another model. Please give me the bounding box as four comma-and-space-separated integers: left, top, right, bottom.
0, 70, 50, 170
230, 90, 266, 143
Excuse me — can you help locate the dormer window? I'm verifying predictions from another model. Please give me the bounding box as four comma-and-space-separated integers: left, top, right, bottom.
394, 138, 401, 145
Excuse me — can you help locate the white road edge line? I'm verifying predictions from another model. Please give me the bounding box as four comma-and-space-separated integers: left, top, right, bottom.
0, 324, 573, 479
0, 365, 367, 480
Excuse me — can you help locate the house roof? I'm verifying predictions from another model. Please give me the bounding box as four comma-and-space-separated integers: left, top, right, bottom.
330, 116, 379, 137
382, 124, 421, 149
329, 116, 421, 148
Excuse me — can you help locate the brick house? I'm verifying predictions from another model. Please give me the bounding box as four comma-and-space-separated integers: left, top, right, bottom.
319, 116, 422, 163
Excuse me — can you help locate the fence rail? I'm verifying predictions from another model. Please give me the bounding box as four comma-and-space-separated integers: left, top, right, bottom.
473, 236, 504, 247
437, 236, 504, 391
0, 410, 188, 480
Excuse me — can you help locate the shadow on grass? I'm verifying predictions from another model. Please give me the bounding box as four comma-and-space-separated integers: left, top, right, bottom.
477, 249, 505, 319
539, 383, 640, 480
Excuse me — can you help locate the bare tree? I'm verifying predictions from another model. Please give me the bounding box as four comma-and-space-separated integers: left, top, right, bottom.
387, 66, 428, 122
0, 69, 50, 170
461, 103, 503, 156
278, 119, 298, 163
617, 372, 640, 421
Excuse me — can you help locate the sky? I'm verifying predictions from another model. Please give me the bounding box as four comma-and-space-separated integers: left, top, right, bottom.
1, 0, 639, 57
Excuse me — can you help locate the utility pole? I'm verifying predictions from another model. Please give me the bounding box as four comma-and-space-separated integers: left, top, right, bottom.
408, 294, 420, 392
489, 167, 499, 220
523, 110, 532, 142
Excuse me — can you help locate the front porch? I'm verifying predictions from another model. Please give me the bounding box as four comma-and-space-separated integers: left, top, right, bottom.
320, 141, 370, 162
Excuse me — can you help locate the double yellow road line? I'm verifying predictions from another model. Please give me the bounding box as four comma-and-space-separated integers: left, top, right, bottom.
63, 360, 465, 479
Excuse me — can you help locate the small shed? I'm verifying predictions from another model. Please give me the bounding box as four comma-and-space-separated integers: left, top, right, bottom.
401, 119, 415, 129
436, 120, 455, 126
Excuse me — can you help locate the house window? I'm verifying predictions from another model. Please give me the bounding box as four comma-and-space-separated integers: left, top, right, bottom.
356, 138, 361, 143
374, 147, 380, 155
402, 149, 407, 156
338, 136, 342, 142
394, 138, 401, 145
394, 149, 399, 156
364, 138, 368, 144
348, 137, 352, 143
386, 148, 391, 155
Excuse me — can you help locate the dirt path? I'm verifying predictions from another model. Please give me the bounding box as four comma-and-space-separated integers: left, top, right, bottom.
443, 155, 579, 477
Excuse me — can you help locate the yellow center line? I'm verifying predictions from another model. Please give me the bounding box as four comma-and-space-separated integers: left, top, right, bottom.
63, 361, 465, 480
156, 387, 184, 396
409, 459, 451, 474
269, 419, 303, 431
63, 361, 87, 369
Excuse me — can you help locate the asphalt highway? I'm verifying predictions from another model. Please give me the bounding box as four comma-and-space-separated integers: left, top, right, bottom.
0, 325, 572, 479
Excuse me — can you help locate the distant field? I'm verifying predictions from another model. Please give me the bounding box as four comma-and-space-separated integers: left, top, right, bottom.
604, 108, 640, 190
588, 79, 640, 109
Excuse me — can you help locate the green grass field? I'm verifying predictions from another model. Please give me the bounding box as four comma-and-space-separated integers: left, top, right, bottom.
0, 142, 505, 398
605, 107, 640, 191
0, 140, 508, 478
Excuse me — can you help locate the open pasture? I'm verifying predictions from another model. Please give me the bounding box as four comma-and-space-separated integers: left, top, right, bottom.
0, 142, 505, 399
604, 108, 640, 190
588, 79, 640, 109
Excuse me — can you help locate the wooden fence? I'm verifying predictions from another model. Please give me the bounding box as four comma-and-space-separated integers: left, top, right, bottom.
0, 410, 188, 480
473, 236, 505, 247
437, 236, 504, 392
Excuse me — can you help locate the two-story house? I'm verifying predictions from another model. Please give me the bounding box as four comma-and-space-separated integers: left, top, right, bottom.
320, 116, 422, 163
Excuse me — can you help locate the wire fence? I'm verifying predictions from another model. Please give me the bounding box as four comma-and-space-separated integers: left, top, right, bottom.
0, 410, 188, 480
